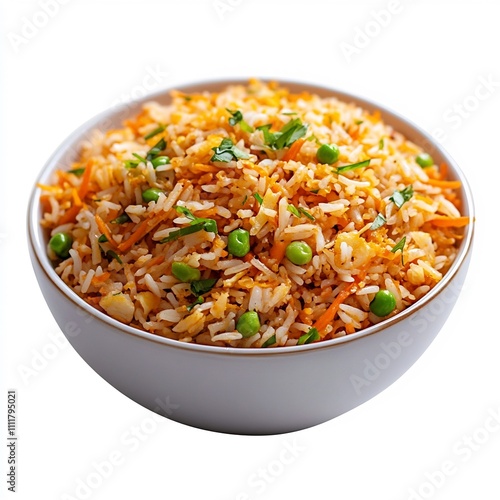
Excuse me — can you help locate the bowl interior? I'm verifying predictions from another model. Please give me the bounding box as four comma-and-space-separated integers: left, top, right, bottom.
27, 78, 475, 355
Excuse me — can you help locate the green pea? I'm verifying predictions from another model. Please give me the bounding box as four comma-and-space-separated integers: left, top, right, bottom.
171, 262, 201, 283
151, 156, 170, 169
49, 232, 73, 259
236, 311, 261, 337
369, 289, 397, 317
316, 144, 340, 164
227, 228, 250, 257
285, 241, 313, 266
416, 153, 434, 168
142, 188, 163, 203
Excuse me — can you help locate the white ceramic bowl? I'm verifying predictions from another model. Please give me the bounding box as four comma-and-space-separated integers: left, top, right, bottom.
28, 80, 475, 435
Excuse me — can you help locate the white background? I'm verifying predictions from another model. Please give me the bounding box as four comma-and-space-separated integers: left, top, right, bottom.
1, 0, 499, 499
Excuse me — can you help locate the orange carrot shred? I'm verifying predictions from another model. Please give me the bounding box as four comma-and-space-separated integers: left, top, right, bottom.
283, 138, 305, 162
427, 178, 462, 189
95, 214, 118, 249
117, 212, 169, 253
58, 205, 81, 225
78, 160, 93, 199
314, 282, 359, 335
429, 215, 470, 227
269, 240, 288, 264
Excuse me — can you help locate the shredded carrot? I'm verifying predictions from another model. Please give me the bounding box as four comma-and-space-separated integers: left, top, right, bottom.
243, 252, 254, 263
91, 272, 111, 286
269, 240, 288, 264
58, 205, 81, 225
71, 188, 83, 207
429, 215, 470, 227
345, 323, 356, 335
146, 254, 165, 268
118, 212, 169, 253
439, 162, 448, 179
427, 178, 462, 189
95, 214, 118, 248
37, 183, 63, 193
314, 282, 359, 335
78, 160, 93, 199
283, 138, 305, 162
193, 163, 219, 173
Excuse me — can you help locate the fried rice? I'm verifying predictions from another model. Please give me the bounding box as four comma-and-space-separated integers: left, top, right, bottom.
39, 79, 469, 347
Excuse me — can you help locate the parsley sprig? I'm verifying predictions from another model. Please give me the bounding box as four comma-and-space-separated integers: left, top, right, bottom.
211, 138, 249, 163
257, 118, 308, 150
390, 185, 414, 209
226, 109, 254, 133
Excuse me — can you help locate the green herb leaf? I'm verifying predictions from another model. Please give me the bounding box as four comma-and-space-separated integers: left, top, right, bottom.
146, 138, 167, 161
355, 119, 364, 125
257, 124, 274, 145
186, 296, 204, 311
106, 250, 122, 264
124, 153, 148, 169
175, 205, 218, 234
161, 222, 206, 243
299, 207, 315, 221
98, 234, 109, 243
390, 185, 414, 209
391, 236, 406, 265
211, 137, 249, 163
144, 124, 165, 140
225, 108, 254, 131
111, 213, 131, 224
335, 159, 371, 174
242, 195, 248, 205
175, 205, 196, 220
190, 278, 217, 296
287, 204, 301, 217
379, 138, 384, 150
274, 118, 308, 150
297, 327, 320, 345
257, 119, 308, 150
68, 167, 85, 176
262, 334, 276, 347
253, 193, 263, 205
370, 213, 386, 230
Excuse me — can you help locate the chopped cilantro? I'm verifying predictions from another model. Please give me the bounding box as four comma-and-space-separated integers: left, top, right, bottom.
111, 213, 131, 224
335, 159, 371, 174
190, 278, 217, 296
391, 236, 406, 264
106, 250, 122, 264
161, 223, 206, 243
211, 137, 249, 163
175, 205, 218, 234
68, 167, 85, 176
297, 327, 320, 345
287, 204, 301, 217
390, 185, 414, 209
370, 214, 386, 230
257, 118, 308, 150
186, 296, 204, 311
262, 334, 276, 347
253, 193, 263, 205
144, 124, 165, 140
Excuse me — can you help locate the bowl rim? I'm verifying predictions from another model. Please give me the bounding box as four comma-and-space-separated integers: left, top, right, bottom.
27, 77, 475, 357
